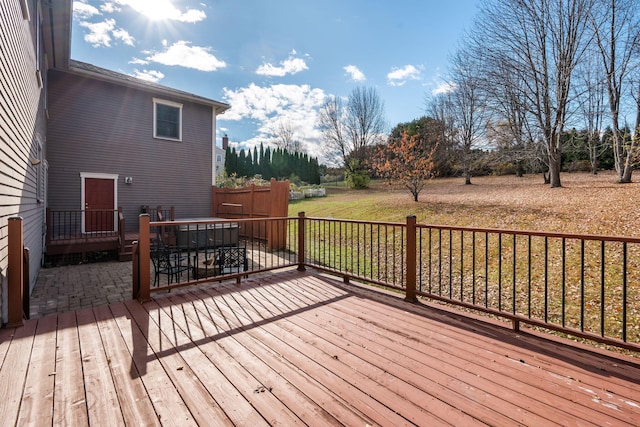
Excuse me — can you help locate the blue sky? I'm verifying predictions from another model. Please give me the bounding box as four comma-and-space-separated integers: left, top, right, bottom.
71, 0, 480, 162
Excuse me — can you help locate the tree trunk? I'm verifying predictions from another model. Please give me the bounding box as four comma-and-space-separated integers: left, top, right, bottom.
620, 153, 633, 183
549, 159, 562, 188
464, 173, 472, 185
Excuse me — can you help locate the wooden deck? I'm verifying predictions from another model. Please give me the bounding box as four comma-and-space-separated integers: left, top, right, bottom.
2, 269, 639, 426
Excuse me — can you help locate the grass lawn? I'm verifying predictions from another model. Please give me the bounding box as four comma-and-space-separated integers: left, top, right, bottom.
291, 170, 640, 237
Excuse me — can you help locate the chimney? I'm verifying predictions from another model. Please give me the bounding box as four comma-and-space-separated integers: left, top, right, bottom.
222, 134, 229, 150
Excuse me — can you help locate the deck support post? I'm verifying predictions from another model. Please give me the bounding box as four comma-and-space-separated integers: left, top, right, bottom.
138, 214, 151, 302
8, 217, 24, 326
297, 212, 306, 271
405, 215, 418, 303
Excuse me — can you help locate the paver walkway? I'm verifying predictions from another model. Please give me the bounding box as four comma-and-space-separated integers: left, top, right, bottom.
29, 261, 132, 318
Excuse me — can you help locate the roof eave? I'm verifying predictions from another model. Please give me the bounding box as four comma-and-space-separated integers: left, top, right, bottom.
67, 64, 231, 113
42, 0, 72, 69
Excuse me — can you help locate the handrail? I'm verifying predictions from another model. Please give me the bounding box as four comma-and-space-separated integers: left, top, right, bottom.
300, 214, 640, 353
133, 213, 640, 352
46, 208, 120, 241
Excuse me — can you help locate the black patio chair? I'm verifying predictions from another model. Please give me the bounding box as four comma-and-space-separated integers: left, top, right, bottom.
150, 237, 190, 287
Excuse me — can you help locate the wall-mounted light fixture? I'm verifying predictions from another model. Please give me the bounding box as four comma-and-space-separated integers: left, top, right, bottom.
29, 158, 41, 166
124, 176, 133, 184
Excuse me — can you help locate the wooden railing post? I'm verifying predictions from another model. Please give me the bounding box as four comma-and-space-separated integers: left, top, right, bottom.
131, 241, 139, 299
405, 215, 417, 303
23, 248, 30, 319
297, 212, 306, 271
8, 217, 24, 326
137, 214, 151, 302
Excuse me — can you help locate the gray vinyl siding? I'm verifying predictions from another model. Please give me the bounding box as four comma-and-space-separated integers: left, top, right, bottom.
0, 0, 47, 322
47, 70, 215, 231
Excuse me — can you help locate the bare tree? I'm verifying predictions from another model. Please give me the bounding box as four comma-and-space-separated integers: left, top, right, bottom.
483, 53, 542, 177
273, 121, 303, 153
318, 86, 386, 173
446, 46, 491, 184
575, 55, 608, 174
476, 0, 594, 187
589, 0, 640, 182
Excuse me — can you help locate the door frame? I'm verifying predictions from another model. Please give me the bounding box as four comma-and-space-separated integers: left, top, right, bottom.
80, 172, 119, 234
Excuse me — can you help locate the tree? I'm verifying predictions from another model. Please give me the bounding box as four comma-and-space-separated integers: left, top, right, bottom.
443, 46, 490, 184
373, 130, 439, 202
318, 86, 386, 187
475, 0, 594, 187
273, 120, 303, 153
589, 0, 640, 182
574, 55, 608, 174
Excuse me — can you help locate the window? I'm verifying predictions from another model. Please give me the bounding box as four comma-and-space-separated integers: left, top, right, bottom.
216, 154, 222, 162
153, 98, 182, 141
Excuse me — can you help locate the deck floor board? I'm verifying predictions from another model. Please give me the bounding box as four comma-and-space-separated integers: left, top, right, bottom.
2, 269, 640, 426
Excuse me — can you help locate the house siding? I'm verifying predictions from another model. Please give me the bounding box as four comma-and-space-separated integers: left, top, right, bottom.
0, 0, 48, 322
47, 69, 215, 231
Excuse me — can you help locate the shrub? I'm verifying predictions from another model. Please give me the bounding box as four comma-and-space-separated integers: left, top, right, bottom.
345, 169, 370, 189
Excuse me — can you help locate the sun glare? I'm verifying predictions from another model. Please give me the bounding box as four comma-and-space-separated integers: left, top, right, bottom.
123, 0, 183, 21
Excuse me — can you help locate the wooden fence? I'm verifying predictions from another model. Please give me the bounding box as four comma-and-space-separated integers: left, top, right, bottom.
212, 179, 290, 250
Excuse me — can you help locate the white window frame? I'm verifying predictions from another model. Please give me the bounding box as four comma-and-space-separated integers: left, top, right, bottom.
153, 98, 183, 141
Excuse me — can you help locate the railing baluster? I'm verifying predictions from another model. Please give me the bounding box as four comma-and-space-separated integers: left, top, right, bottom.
512, 234, 516, 315
600, 241, 605, 337
472, 231, 476, 304
498, 233, 502, 311
580, 239, 585, 332
562, 237, 566, 328
622, 242, 627, 342
544, 236, 549, 323
460, 230, 464, 302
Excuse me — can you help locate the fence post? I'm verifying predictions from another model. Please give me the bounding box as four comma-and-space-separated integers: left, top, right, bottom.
7, 217, 24, 326
405, 215, 417, 303
297, 211, 306, 271
138, 214, 151, 302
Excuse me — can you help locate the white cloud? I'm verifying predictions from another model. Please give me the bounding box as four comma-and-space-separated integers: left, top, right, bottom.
100, 2, 121, 13
432, 81, 457, 95
256, 57, 308, 77
112, 0, 206, 22
219, 83, 327, 159
131, 69, 164, 82
112, 28, 135, 46
146, 41, 226, 72
78, 18, 135, 48
80, 19, 116, 47
129, 57, 149, 65
387, 64, 422, 86
73, 1, 101, 19
344, 65, 366, 82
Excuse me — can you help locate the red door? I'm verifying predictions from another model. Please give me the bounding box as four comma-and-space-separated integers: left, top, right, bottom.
85, 178, 115, 232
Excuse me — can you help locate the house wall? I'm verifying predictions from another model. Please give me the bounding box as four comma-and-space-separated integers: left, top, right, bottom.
46, 69, 215, 232
0, 0, 48, 322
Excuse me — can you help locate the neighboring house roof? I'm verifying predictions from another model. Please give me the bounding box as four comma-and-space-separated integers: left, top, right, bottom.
68, 59, 231, 114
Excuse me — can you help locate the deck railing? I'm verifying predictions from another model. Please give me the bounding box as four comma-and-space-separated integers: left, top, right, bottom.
134, 215, 298, 300
300, 214, 640, 352
46, 208, 120, 241
133, 212, 640, 352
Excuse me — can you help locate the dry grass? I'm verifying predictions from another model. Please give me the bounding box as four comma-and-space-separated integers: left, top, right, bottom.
295, 171, 640, 237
